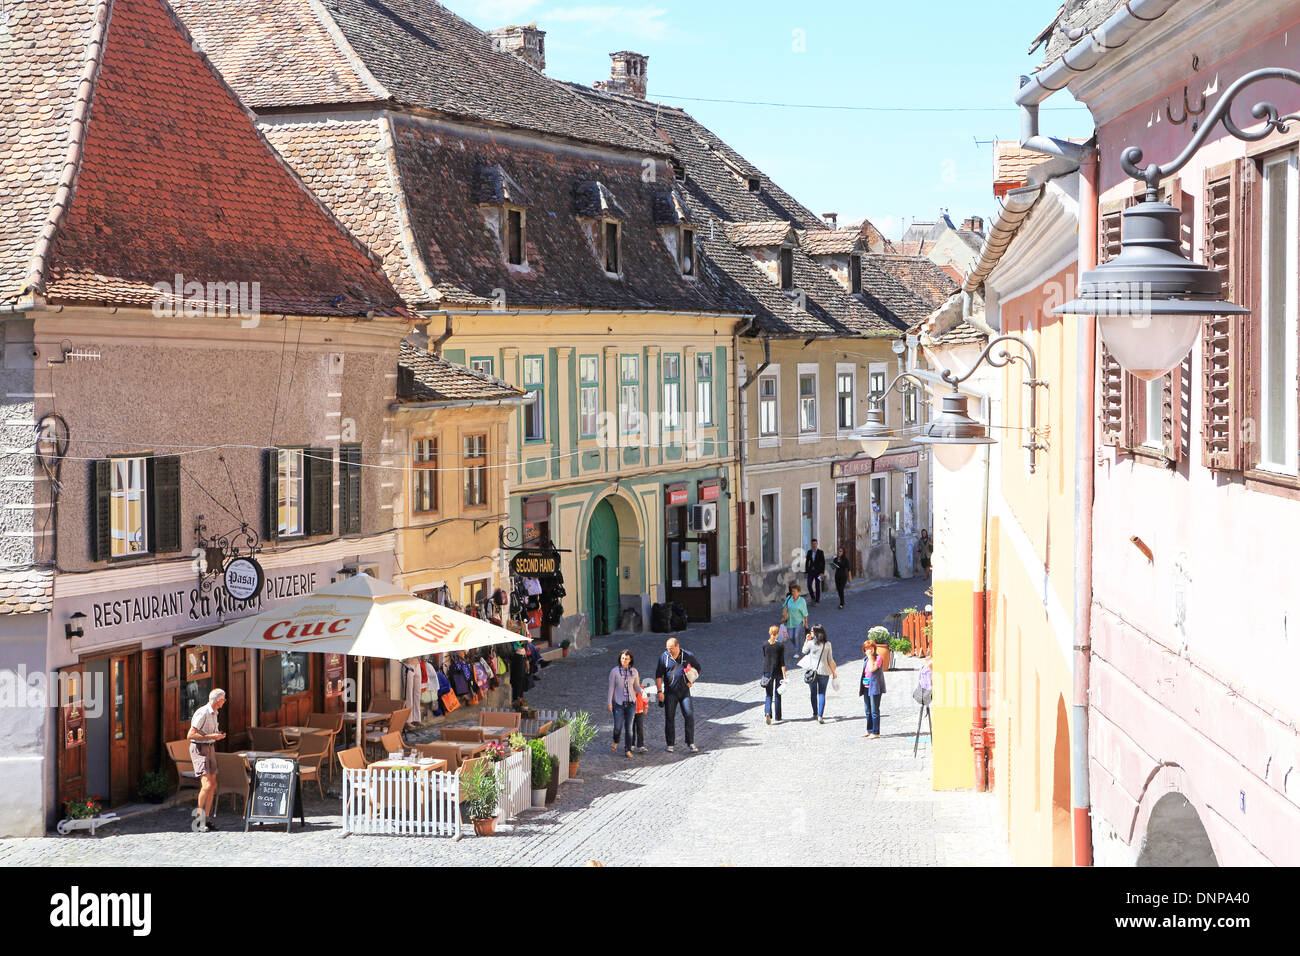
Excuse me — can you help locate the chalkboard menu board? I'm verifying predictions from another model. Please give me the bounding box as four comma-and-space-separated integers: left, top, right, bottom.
244, 756, 305, 832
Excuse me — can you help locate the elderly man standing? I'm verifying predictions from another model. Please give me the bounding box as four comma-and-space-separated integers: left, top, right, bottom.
654, 638, 702, 754
188, 688, 226, 831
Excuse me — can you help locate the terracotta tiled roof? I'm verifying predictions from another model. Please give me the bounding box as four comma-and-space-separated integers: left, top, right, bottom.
866, 255, 960, 313
994, 141, 1041, 196
0, 568, 54, 615
725, 220, 796, 248
799, 229, 864, 255
854, 218, 893, 251
935, 320, 990, 345
1, 0, 408, 317
173, 0, 664, 155
398, 341, 523, 403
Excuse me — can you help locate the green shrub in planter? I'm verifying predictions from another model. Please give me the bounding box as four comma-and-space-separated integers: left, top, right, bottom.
65, 798, 102, 820
564, 710, 598, 763
867, 625, 891, 644
889, 636, 913, 655
529, 738, 551, 789
136, 769, 171, 802
507, 731, 526, 752
462, 759, 503, 821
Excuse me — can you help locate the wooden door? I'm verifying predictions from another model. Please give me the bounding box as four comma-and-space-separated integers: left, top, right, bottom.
56, 664, 87, 812
162, 646, 183, 748
140, 649, 161, 774
836, 482, 857, 572
225, 648, 251, 749
108, 655, 131, 805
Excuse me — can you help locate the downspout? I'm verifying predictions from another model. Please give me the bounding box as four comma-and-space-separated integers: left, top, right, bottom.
739, 334, 770, 390
736, 324, 766, 609
1071, 149, 1099, 868
431, 312, 454, 356
973, 439, 992, 791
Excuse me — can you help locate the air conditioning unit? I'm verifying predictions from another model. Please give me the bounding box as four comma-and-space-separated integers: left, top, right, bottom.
687, 503, 717, 533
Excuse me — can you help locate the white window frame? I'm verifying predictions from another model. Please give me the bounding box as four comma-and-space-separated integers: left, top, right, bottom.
836, 362, 856, 433
619, 354, 641, 437
696, 352, 714, 428
1258, 150, 1299, 474
799, 482, 820, 553
868, 362, 888, 427
797, 363, 819, 441
758, 368, 780, 447
1142, 378, 1163, 449
759, 489, 781, 569
277, 448, 305, 538
579, 355, 600, 439
110, 456, 149, 557
662, 353, 681, 431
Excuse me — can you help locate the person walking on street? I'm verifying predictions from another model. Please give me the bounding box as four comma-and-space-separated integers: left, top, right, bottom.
782, 584, 809, 662
655, 637, 703, 753
187, 688, 226, 831
762, 625, 788, 725
632, 679, 649, 753
917, 529, 933, 573
831, 546, 852, 609
860, 641, 887, 738
607, 650, 640, 758
801, 624, 838, 723
805, 539, 826, 604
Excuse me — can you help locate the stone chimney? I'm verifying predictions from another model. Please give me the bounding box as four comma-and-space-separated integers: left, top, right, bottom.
961, 215, 984, 235
489, 24, 546, 71
594, 51, 648, 99
823, 212, 839, 229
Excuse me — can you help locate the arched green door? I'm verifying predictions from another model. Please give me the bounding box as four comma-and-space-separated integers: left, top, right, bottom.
587, 499, 620, 636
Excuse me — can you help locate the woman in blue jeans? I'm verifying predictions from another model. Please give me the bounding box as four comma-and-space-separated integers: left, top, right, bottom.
801, 624, 838, 723
607, 649, 640, 758
859, 641, 886, 738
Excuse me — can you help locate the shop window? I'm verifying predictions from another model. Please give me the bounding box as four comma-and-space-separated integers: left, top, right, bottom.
464, 433, 488, 508
662, 354, 681, 430
413, 437, 438, 514
696, 353, 714, 427
281, 651, 309, 697
579, 355, 600, 438
870, 476, 885, 543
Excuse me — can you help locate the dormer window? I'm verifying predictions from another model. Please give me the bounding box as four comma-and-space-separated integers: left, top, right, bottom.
680, 227, 696, 277
672, 159, 686, 182
604, 220, 621, 275
506, 208, 525, 266
850, 253, 862, 294
748, 177, 762, 193
780, 246, 794, 290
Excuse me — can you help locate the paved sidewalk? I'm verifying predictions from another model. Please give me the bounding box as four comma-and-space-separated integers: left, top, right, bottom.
0, 575, 1009, 867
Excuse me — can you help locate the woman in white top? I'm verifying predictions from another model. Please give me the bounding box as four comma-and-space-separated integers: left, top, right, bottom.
607, 650, 641, 758
801, 624, 838, 724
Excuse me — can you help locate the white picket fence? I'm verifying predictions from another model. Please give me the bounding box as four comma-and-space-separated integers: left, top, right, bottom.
521, 710, 571, 783
496, 747, 531, 821
341, 767, 462, 838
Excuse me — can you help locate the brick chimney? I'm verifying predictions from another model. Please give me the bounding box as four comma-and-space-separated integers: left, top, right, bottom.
594, 51, 648, 99
489, 24, 546, 71
961, 215, 984, 235
823, 212, 839, 229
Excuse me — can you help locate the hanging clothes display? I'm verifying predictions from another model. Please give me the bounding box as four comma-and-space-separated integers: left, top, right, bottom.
402, 658, 422, 725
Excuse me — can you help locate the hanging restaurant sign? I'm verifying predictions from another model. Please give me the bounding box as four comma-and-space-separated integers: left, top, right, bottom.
510, 550, 561, 577
223, 556, 264, 602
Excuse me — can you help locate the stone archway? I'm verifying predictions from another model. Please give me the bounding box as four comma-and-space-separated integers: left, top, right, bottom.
1137, 792, 1218, 867
584, 491, 645, 636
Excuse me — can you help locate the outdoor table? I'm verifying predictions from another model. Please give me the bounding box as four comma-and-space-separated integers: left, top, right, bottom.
473, 728, 511, 743
343, 711, 389, 748
453, 743, 488, 759
278, 725, 330, 740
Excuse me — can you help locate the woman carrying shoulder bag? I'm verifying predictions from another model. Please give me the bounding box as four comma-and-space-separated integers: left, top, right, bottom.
859, 640, 887, 738
801, 624, 837, 724
761, 625, 787, 726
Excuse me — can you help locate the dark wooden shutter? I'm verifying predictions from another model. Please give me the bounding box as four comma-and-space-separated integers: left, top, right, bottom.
262, 449, 279, 541
338, 444, 362, 535
91, 459, 111, 561
149, 455, 182, 553
306, 447, 334, 537
1098, 207, 1126, 447
1200, 162, 1246, 470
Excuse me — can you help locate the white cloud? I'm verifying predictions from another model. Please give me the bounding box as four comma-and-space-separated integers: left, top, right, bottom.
543, 5, 670, 41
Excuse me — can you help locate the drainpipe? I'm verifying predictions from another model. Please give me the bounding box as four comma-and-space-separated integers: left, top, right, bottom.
431, 312, 454, 356
1071, 149, 1099, 867
738, 334, 770, 390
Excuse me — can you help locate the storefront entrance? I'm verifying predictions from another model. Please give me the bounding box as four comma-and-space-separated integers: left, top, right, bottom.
588, 499, 619, 636
836, 482, 857, 570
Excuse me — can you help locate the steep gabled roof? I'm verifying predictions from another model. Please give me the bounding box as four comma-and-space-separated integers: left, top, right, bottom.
725, 220, 797, 248
799, 228, 865, 256
173, 0, 665, 155
398, 341, 524, 403
2, 0, 406, 316
868, 255, 960, 313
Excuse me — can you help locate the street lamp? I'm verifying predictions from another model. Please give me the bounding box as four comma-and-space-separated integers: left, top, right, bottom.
849, 371, 928, 457
1054, 68, 1300, 377
917, 335, 1048, 473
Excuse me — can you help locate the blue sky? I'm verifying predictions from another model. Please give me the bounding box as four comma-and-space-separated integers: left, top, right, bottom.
452, 0, 1095, 239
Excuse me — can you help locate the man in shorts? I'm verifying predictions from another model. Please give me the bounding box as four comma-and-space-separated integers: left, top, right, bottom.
188, 688, 226, 831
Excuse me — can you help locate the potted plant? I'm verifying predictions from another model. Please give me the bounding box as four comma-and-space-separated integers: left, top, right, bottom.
484, 741, 508, 763
564, 710, 597, 777
560, 638, 571, 658
462, 758, 503, 836
868, 625, 892, 671
889, 636, 913, 658
508, 731, 526, 753
136, 769, 170, 804
545, 754, 560, 804
529, 738, 550, 807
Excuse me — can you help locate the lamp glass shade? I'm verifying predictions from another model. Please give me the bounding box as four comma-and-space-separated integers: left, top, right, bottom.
1097, 312, 1202, 382
932, 442, 979, 471
859, 437, 892, 457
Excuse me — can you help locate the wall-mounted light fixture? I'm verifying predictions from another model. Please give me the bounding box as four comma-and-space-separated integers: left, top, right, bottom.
65, 611, 86, 641
1055, 69, 1300, 377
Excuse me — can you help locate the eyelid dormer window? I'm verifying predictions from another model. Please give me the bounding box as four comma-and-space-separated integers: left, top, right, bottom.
680, 227, 696, 277
780, 246, 794, 290
506, 208, 526, 266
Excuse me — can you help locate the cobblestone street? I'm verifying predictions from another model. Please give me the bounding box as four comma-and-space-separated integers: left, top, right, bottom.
0, 576, 1009, 867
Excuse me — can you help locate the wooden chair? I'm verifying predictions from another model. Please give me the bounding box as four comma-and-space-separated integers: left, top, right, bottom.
213, 751, 250, 814
441, 727, 486, 744
295, 732, 330, 799
336, 747, 370, 773
369, 698, 403, 714
413, 742, 463, 771
248, 726, 289, 752
306, 713, 343, 781
479, 711, 521, 732
165, 740, 201, 794
386, 707, 411, 732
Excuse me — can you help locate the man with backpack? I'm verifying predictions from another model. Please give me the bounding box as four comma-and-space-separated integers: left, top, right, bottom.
655, 637, 703, 753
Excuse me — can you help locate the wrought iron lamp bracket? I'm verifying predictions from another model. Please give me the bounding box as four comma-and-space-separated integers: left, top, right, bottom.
940, 335, 1048, 474
1122, 68, 1300, 198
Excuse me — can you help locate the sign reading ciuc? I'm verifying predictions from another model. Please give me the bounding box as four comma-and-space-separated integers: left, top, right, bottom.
223, 556, 264, 602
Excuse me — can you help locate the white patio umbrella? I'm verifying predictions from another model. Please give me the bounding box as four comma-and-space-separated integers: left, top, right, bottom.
186, 573, 527, 749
